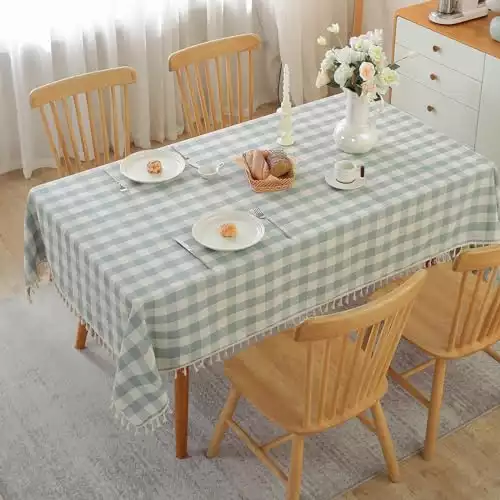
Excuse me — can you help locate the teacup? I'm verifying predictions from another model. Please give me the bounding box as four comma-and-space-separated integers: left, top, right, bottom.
198, 162, 224, 180
335, 160, 363, 184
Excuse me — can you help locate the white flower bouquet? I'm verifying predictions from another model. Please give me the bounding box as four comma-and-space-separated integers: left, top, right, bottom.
316, 24, 399, 101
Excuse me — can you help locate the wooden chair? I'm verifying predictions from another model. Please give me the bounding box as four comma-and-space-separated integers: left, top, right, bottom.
168, 34, 261, 137
370, 247, 500, 461
208, 270, 427, 500
30, 66, 137, 177
353, 0, 364, 37
30, 66, 137, 350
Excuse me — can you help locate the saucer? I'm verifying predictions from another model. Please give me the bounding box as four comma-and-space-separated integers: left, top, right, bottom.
325, 170, 365, 191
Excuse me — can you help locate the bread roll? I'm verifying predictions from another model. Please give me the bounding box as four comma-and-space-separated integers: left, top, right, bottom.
147, 160, 162, 174
244, 150, 270, 180
267, 150, 292, 177
220, 223, 237, 238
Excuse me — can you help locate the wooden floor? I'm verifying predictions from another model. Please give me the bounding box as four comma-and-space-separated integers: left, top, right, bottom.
1, 105, 500, 499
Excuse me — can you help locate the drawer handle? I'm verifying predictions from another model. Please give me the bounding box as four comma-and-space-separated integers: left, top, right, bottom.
429, 73, 438, 81
432, 45, 441, 52
427, 105, 435, 112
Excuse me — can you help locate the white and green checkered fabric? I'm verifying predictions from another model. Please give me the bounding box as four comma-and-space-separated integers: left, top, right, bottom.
24, 95, 500, 429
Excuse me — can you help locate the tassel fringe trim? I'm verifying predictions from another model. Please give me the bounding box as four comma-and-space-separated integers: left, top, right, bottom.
164, 243, 479, 377
25, 241, 491, 430
110, 402, 172, 435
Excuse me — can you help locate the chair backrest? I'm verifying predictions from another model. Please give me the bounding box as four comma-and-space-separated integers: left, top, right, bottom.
294, 269, 427, 428
30, 66, 137, 177
168, 34, 261, 137
353, 0, 364, 36
445, 246, 500, 352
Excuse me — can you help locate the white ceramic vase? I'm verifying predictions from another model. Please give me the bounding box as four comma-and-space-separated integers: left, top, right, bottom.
333, 89, 378, 155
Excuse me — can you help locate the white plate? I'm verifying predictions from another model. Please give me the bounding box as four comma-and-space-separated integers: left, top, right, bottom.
120, 149, 185, 184
325, 170, 365, 191
192, 210, 265, 251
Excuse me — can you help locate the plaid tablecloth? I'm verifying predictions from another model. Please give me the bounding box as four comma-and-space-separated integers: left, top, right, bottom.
24, 95, 500, 430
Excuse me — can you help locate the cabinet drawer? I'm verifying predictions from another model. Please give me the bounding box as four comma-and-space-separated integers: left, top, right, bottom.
396, 18, 485, 81
392, 74, 478, 147
395, 44, 482, 110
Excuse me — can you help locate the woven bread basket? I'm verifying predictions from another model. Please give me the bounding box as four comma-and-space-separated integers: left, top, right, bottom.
236, 154, 295, 193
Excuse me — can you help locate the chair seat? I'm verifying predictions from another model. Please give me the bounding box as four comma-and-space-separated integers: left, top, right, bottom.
224, 329, 388, 434
371, 262, 487, 358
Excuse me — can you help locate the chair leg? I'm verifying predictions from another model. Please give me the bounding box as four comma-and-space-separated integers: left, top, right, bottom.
74, 321, 88, 350
423, 358, 447, 461
372, 401, 400, 483
286, 435, 305, 500
484, 345, 500, 363
207, 386, 241, 458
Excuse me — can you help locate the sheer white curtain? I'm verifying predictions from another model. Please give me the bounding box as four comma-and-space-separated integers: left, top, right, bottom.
268, 0, 349, 105
267, 0, 426, 106
0, 0, 276, 178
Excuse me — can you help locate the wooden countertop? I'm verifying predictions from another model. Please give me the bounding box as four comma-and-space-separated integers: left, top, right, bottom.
396, 1, 500, 59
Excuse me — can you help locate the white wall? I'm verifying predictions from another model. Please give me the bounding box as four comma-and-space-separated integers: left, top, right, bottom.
363, 0, 426, 56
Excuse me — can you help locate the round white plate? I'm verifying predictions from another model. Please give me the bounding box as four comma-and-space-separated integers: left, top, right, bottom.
325, 170, 365, 191
120, 149, 185, 183
192, 210, 265, 251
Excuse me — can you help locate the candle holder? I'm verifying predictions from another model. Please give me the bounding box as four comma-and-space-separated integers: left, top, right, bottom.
277, 64, 295, 147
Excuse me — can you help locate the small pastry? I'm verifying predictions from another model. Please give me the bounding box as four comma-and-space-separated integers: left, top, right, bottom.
147, 160, 162, 175
267, 150, 293, 177
219, 223, 237, 238
244, 150, 270, 180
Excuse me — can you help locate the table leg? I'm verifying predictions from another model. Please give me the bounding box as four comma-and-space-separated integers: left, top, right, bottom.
175, 367, 189, 459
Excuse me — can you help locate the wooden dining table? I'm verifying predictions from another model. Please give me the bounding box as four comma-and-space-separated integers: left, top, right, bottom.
24, 94, 500, 458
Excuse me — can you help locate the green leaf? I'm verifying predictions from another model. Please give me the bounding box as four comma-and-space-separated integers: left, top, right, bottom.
389, 63, 400, 70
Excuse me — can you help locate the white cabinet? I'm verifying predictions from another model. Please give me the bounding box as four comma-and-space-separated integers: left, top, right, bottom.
392, 74, 479, 147
395, 18, 485, 80
392, 17, 500, 165
476, 56, 500, 163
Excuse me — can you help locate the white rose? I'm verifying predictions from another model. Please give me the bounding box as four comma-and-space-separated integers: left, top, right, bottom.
327, 23, 340, 34
362, 39, 373, 51
377, 53, 389, 69
334, 46, 359, 65
359, 61, 376, 81
333, 64, 354, 87
353, 39, 366, 52
380, 67, 399, 87
350, 50, 366, 63
368, 45, 383, 63
317, 36, 327, 46
369, 29, 384, 46
350, 35, 372, 52
315, 70, 331, 88
320, 49, 337, 71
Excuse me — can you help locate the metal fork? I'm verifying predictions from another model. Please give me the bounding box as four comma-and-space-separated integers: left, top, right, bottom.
103, 169, 128, 192
170, 145, 198, 170
249, 207, 292, 239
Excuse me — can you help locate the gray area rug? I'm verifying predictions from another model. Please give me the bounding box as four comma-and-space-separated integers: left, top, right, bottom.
1, 287, 499, 500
